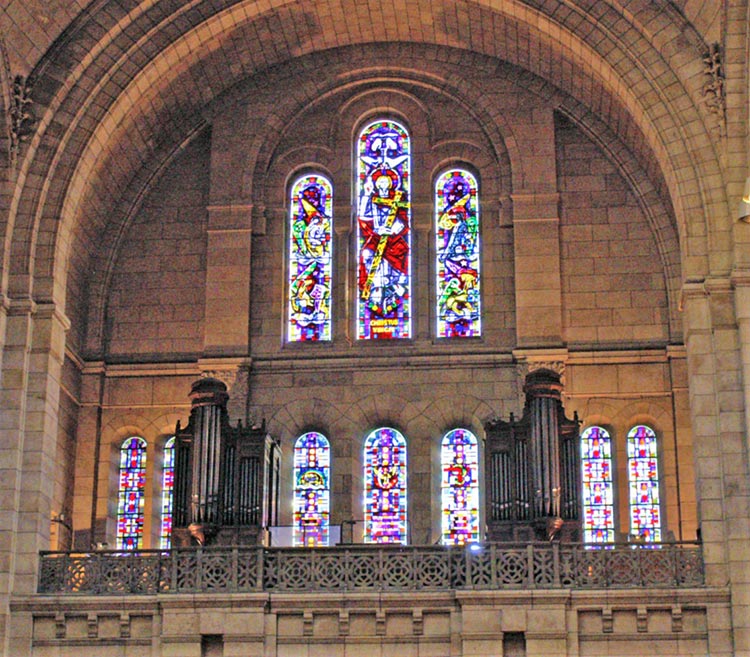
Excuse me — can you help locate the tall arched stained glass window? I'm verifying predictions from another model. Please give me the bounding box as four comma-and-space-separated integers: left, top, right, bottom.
356, 120, 411, 339
627, 425, 662, 542
293, 432, 331, 547
288, 174, 333, 342
364, 427, 407, 544
441, 429, 480, 545
159, 437, 175, 550
116, 437, 147, 550
435, 169, 481, 338
580, 426, 615, 543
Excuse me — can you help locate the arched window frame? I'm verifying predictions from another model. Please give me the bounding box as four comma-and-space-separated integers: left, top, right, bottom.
440, 428, 480, 546
356, 119, 412, 340
293, 431, 331, 547
626, 424, 662, 542
116, 436, 147, 550
159, 437, 176, 550
580, 425, 616, 544
364, 427, 408, 544
287, 173, 333, 342
435, 168, 481, 338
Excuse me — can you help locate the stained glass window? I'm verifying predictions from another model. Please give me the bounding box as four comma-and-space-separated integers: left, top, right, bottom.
364, 427, 407, 543
288, 174, 333, 342
441, 429, 480, 545
159, 437, 175, 550
356, 120, 412, 339
293, 432, 331, 547
580, 426, 615, 543
435, 169, 481, 338
116, 436, 147, 550
627, 425, 661, 542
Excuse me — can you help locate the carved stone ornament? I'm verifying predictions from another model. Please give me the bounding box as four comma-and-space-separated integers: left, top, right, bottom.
701, 42, 725, 136
516, 360, 566, 381
10, 74, 35, 162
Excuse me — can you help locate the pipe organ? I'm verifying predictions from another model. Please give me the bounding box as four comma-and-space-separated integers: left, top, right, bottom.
485, 369, 581, 542
172, 377, 280, 546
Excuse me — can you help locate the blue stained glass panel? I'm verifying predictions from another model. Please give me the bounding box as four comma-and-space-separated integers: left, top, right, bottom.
293, 432, 331, 547
357, 120, 411, 339
364, 427, 407, 543
159, 437, 175, 550
435, 169, 481, 338
288, 175, 333, 342
116, 437, 147, 550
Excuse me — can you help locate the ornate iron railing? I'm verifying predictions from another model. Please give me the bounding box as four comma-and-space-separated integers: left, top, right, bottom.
38, 542, 704, 595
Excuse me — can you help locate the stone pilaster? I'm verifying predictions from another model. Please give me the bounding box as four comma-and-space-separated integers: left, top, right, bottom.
0, 298, 69, 656
682, 277, 750, 657
512, 192, 563, 348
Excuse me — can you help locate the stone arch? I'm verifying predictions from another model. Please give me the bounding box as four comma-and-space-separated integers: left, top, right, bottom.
3, 0, 727, 347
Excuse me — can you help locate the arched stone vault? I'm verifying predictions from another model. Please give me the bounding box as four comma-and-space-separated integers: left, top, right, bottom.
0, 0, 738, 355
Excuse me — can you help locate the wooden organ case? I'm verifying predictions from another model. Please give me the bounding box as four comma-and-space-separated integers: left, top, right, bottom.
171, 377, 281, 546
485, 368, 581, 542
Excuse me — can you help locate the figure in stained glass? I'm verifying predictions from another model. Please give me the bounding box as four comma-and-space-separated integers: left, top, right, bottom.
364, 427, 407, 543
357, 121, 411, 339
293, 432, 330, 546
436, 169, 481, 338
441, 429, 480, 545
288, 175, 332, 342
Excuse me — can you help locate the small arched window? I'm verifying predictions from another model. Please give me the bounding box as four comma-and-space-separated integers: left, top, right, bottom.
288, 174, 333, 342
627, 425, 662, 542
580, 426, 615, 543
441, 428, 480, 545
356, 119, 412, 340
364, 427, 408, 543
159, 437, 175, 550
116, 436, 147, 550
293, 432, 331, 547
435, 169, 481, 338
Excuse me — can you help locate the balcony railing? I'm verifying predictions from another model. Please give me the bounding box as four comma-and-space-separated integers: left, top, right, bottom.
38, 542, 704, 596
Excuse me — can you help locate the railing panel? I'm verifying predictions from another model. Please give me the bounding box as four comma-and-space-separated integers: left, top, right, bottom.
37, 542, 704, 595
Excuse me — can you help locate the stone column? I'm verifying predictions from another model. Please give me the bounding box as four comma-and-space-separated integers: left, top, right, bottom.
0, 298, 69, 656
512, 192, 563, 348
682, 278, 750, 656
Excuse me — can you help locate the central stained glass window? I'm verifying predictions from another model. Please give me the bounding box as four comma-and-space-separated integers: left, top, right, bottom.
356, 120, 411, 339
435, 169, 481, 337
364, 427, 407, 543
293, 432, 331, 547
580, 426, 615, 543
441, 428, 480, 545
288, 174, 333, 342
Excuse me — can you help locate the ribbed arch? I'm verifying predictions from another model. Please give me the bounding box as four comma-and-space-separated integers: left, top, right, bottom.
7, 0, 725, 331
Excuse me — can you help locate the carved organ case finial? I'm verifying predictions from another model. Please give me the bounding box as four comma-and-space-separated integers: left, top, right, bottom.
485, 368, 580, 542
